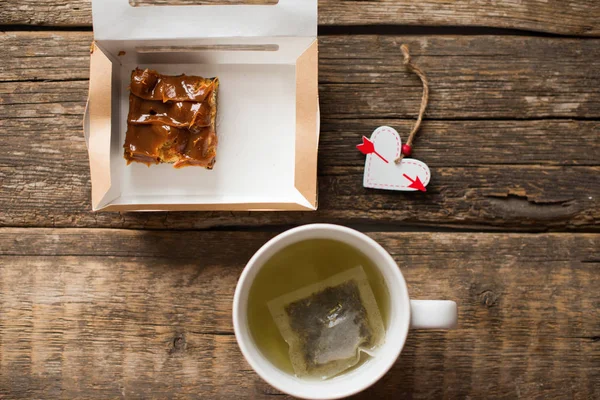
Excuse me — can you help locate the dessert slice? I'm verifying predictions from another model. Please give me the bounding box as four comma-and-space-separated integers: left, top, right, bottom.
124, 68, 218, 169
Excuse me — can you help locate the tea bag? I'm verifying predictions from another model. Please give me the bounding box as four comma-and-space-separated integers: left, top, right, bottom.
268, 266, 385, 379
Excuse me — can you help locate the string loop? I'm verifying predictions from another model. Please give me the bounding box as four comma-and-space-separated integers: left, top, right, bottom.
395, 44, 429, 164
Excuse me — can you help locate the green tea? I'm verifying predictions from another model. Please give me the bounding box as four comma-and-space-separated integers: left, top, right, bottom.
247, 239, 390, 375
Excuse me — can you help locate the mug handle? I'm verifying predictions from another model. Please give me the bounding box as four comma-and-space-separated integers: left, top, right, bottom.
410, 300, 458, 329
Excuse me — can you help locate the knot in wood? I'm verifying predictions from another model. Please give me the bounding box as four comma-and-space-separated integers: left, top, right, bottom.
169, 334, 186, 354
479, 290, 499, 307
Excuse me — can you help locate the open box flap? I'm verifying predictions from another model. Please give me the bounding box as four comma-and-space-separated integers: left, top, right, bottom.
294, 40, 319, 208
93, 0, 317, 41
85, 43, 119, 210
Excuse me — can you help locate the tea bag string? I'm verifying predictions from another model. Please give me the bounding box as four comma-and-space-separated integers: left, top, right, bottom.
395, 44, 430, 164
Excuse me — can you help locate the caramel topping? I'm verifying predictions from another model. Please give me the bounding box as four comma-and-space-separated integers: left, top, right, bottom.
127, 94, 212, 128
173, 127, 218, 169
130, 68, 214, 103
124, 125, 189, 165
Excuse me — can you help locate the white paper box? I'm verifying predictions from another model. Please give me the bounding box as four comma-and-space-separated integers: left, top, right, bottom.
84, 0, 319, 211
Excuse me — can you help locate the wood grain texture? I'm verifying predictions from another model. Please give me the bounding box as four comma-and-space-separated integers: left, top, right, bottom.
3, 33, 600, 119
0, 32, 599, 230
0, 228, 598, 399
1, 0, 599, 36
321, 36, 600, 120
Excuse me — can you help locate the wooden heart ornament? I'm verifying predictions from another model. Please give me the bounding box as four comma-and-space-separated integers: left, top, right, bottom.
359, 126, 430, 192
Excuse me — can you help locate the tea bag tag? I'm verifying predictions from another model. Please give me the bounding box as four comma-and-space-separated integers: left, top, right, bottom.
358, 126, 430, 192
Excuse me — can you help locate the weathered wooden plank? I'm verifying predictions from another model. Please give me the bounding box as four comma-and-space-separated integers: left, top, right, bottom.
3, 32, 600, 119
0, 229, 598, 398
1, 161, 598, 230
320, 119, 600, 167
1, 84, 599, 230
1, 122, 599, 229
1, 0, 599, 36
0, 31, 91, 82
321, 36, 600, 119
3, 82, 599, 167
1, 84, 599, 229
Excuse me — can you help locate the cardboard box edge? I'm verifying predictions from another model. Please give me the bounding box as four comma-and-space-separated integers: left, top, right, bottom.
294, 39, 319, 211
87, 42, 114, 211
97, 202, 315, 212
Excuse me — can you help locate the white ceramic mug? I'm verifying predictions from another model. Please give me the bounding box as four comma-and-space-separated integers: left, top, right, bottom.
233, 224, 458, 399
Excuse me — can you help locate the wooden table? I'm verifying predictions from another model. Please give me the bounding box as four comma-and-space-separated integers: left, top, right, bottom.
1, 1, 599, 398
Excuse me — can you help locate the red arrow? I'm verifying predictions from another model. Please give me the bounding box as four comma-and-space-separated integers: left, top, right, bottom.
403, 173, 427, 192
356, 136, 389, 163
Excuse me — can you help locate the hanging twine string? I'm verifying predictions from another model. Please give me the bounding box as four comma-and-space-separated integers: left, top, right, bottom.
395, 44, 430, 164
